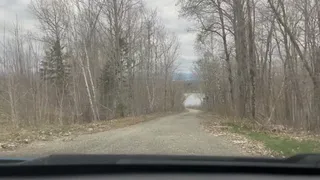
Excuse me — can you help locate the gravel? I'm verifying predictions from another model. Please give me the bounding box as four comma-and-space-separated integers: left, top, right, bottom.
0, 109, 246, 157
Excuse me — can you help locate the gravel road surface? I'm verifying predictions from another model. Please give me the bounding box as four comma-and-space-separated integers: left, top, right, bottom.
1, 109, 245, 157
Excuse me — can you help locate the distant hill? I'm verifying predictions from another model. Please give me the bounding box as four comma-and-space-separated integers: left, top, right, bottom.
173, 72, 198, 81
173, 72, 201, 93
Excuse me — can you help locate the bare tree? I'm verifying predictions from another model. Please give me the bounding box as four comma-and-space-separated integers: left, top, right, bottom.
0, 0, 184, 129
179, 0, 320, 131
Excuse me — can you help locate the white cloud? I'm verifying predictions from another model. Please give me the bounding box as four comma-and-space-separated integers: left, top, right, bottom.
0, 0, 36, 33
146, 0, 198, 72
0, 0, 198, 72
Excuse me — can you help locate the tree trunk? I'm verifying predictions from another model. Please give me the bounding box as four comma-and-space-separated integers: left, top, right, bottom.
233, 0, 248, 118
247, 0, 256, 118
217, 0, 234, 111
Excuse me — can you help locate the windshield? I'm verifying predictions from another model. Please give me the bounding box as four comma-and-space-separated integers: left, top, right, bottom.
0, 0, 320, 159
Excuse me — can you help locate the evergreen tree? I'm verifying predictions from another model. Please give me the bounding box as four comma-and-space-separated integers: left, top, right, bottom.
40, 40, 70, 92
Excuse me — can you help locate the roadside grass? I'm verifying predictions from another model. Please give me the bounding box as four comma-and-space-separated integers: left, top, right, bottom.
223, 121, 320, 157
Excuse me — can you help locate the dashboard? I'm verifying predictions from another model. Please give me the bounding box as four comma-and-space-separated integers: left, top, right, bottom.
3, 174, 320, 180
1, 154, 320, 179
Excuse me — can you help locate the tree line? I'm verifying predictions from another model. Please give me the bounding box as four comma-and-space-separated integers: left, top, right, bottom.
178, 0, 320, 131
0, 0, 184, 127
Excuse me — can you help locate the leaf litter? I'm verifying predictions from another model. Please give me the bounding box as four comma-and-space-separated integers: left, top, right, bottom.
0, 113, 171, 152
199, 113, 274, 157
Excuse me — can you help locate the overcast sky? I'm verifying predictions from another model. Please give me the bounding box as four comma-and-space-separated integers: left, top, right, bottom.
0, 0, 197, 72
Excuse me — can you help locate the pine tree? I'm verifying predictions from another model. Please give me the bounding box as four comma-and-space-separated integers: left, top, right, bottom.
40, 40, 70, 92
99, 37, 129, 117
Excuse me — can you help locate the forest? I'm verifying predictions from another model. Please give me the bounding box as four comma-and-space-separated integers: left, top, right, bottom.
178, 0, 320, 131
0, 0, 185, 127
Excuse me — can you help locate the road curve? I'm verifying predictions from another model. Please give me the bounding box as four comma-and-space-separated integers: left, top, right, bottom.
1, 109, 246, 157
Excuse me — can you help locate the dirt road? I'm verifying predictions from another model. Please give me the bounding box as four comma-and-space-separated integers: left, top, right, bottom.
1, 109, 246, 157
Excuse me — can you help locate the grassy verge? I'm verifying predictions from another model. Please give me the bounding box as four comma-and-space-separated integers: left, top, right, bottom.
224, 122, 320, 157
